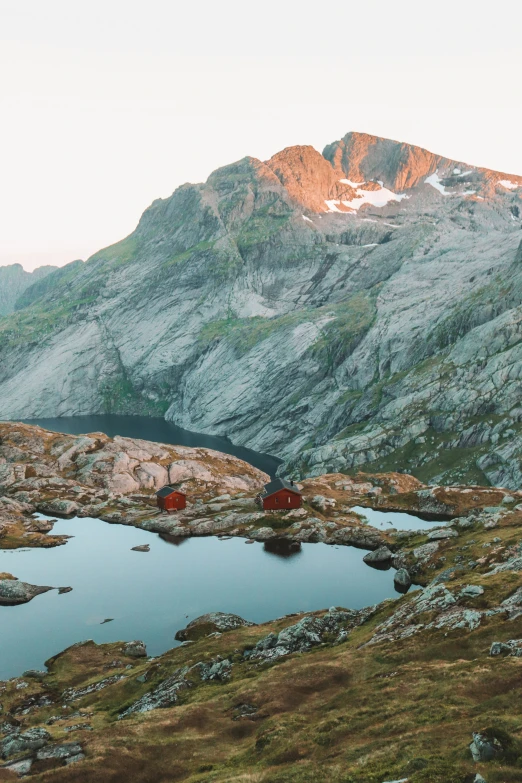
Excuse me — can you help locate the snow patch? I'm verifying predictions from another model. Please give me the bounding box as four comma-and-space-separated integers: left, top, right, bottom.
499, 179, 519, 190
324, 200, 349, 213
339, 178, 365, 188
361, 243, 378, 248
302, 215, 313, 223
453, 168, 461, 174
325, 181, 409, 213
425, 171, 450, 196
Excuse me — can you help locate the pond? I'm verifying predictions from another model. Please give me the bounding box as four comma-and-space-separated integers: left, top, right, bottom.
0, 516, 400, 680
350, 505, 450, 532
21, 415, 282, 479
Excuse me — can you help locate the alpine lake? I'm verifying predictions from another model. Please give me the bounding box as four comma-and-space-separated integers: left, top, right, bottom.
1, 416, 445, 679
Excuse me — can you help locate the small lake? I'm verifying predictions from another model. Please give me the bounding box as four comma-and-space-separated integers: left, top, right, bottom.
20, 415, 282, 479
350, 505, 449, 532
0, 516, 400, 680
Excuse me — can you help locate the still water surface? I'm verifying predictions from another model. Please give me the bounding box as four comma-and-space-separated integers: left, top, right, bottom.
350, 505, 449, 532
0, 517, 400, 680
22, 415, 282, 478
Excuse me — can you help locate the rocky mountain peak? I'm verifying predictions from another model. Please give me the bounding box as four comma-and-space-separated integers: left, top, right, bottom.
322, 131, 445, 191
265, 145, 343, 213
259, 131, 522, 215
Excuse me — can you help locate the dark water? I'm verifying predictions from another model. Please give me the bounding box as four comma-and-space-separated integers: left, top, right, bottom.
0, 516, 400, 680
350, 505, 450, 532
21, 415, 282, 478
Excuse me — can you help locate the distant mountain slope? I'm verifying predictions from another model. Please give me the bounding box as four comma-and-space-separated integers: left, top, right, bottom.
1, 131, 522, 487
0, 263, 57, 315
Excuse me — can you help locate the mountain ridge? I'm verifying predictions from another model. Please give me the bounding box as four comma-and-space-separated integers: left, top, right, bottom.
0, 263, 57, 316
0, 131, 521, 487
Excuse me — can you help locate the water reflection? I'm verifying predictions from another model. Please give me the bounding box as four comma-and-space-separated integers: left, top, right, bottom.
159, 534, 189, 547
364, 560, 392, 572
263, 539, 302, 559
350, 505, 451, 532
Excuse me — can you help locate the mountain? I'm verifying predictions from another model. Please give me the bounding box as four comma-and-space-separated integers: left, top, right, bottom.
0, 131, 521, 486
0, 263, 57, 316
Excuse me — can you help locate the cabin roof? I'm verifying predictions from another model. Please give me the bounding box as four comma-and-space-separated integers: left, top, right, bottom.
156, 485, 186, 498
262, 478, 301, 498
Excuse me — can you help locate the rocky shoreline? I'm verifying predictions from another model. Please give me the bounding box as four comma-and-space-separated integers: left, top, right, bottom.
2, 422, 522, 602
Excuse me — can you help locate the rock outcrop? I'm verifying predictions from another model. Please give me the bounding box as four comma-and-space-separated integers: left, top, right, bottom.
0, 577, 53, 606
175, 612, 256, 642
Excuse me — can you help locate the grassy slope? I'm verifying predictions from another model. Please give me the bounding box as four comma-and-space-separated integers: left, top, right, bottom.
3, 509, 522, 782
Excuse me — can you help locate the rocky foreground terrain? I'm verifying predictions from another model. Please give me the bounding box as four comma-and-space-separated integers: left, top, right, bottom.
1, 132, 522, 487
1, 424, 522, 780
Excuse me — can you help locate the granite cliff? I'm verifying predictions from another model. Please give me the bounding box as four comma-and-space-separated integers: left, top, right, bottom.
1, 132, 521, 487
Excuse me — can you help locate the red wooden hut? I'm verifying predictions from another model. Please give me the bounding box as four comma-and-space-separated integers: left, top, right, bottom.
261, 478, 302, 511
156, 485, 187, 512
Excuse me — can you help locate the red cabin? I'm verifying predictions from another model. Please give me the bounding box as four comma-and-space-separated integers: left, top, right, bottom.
261, 478, 302, 511
156, 485, 187, 513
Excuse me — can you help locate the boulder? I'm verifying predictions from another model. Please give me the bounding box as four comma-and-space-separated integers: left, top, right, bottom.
363, 546, 394, 566
199, 659, 232, 682
489, 639, 522, 657
168, 460, 213, 484
427, 528, 459, 540
3, 758, 33, 775
119, 667, 192, 717
131, 544, 150, 552
0, 578, 53, 606
123, 641, 147, 658
412, 541, 439, 562
252, 527, 277, 541
175, 612, 256, 642
108, 472, 140, 495
36, 742, 83, 761
394, 568, 412, 591
459, 584, 484, 599
36, 498, 79, 517
470, 731, 503, 762
1, 727, 50, 759
245, 607, 374, 663
330, 525, 385, 550
311, 495, 335, 512
135, 462, 168, 490
65, 752, 86, 765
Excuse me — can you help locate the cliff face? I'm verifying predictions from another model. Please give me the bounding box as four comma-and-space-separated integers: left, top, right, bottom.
0, 263, 57, 316
1, 132, 522, 487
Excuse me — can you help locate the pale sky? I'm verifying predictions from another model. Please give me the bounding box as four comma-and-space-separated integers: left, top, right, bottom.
1, 0, 521, 272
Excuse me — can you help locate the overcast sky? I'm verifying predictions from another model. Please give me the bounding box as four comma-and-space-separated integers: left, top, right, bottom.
1, 0, 521, 271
